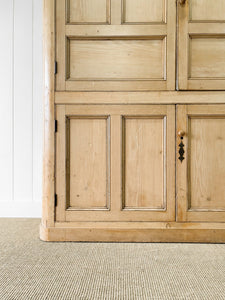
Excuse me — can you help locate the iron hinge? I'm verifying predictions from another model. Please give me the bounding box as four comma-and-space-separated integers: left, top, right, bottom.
54, 61, 58, 75
54, 194, 58, 207
55, 120, 58, 132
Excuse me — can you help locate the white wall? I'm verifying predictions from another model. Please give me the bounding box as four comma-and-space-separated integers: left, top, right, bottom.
0, 0, 43, 217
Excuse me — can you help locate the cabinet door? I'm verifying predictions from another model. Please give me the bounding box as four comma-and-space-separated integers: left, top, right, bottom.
178, 0, 225, 90
55, 105, 175, 222
56, 0, 176, 91
177, 105, 225, 222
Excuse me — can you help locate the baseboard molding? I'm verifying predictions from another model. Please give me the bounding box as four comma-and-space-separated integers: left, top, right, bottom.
40, 222, 225, 243
0, 202, 41, 217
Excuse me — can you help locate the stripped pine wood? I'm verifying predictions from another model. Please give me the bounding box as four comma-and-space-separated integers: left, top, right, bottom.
123, 117, 165, 210
40, 222, 225, 243
56, 0, 176, 91
178, 0, 225, 90
42, 0, 55, 227
111, 0, 122, 25
176, 105, 225, 223
68, 117, 109, 209
41, 0, 225, 242
56, 0, 66, 90
189, 118, 225, 210
55, 91, 225, 104
189, 0, 225, 22
69, 39, 165, 80
189, 37, 225, 78
55, 105, 175, 223
68, 0, 110, 24
122, 0, 165, 24
55, 105, 66, 222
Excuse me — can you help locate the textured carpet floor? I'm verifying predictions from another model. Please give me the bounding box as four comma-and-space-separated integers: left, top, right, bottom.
0, 219, 224, 299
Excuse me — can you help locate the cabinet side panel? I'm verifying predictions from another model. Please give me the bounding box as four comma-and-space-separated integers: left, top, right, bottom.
42, 0, 55, 228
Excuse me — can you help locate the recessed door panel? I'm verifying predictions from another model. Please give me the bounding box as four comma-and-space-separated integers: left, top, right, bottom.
188, 118, 225, 211
122, 0, 165, 24
177, 105, 225, 222
67, 117, 110, 210
189, 0, 225, 22
123, 117, 165, 210
68, 38, 165, 80
67, 0, 110, 24
189, 37, 225, 79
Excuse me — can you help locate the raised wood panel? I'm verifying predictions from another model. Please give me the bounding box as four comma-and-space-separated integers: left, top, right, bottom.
188, 117, 225, 211
68, 38, 165, 80
67, 0, 110, 24
189, 0, 225, 22
177, 105, 225, 223
189, 37, 225, 79
67, 117, 110, 210
123, 117, 165, 210
122, 0, 165, 24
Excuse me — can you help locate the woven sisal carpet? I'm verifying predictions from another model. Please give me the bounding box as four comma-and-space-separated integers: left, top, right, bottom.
0, 219, 224, 299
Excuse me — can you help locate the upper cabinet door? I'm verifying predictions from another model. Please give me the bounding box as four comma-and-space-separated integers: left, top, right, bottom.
56, 0, 176, 91
178, 0, 225, 90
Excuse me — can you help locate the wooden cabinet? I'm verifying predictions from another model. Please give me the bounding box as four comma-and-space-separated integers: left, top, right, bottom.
40, 0, 225, 242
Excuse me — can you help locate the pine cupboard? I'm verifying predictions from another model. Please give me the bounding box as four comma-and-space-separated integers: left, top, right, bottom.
40, 0, 225, 242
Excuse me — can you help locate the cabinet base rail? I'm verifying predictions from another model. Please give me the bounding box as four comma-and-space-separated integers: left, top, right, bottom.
40, 222, 225, 243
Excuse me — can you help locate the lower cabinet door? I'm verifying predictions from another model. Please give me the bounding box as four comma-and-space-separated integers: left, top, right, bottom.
55, 105, 175, 222
177, 105, 225, 222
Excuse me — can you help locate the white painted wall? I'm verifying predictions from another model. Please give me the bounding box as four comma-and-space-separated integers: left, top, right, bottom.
0, 0, 43, 217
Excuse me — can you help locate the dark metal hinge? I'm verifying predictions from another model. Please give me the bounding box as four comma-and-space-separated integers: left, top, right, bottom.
54, 194, 58, 207
55, 120, 58, 132
54, 61, 58, 75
